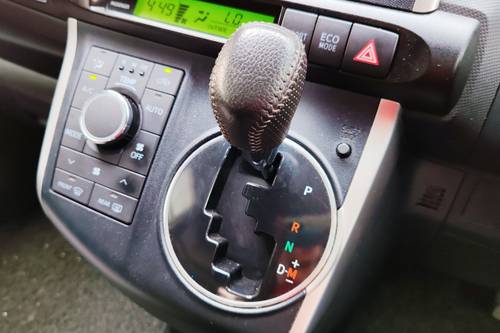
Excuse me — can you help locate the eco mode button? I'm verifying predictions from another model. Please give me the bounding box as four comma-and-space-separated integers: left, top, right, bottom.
310, 16, 352, 68
342, 24, 399, 79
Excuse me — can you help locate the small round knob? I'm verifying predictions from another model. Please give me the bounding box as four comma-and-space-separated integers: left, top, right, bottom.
80, 90, 139, 147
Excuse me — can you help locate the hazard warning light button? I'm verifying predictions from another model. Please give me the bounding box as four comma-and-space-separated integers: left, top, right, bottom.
341, 24, 398, 79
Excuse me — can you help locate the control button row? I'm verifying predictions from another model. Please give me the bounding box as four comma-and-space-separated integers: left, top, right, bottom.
73, 58, 178, 136
281, 8, 399, 78
57, 146, 145, 198
82, 46, 184, 99
74, 48, 181, 133
65, 87, 173, 151
61, 108, 161, 173
52, 168, 138, 224
81, 130, 160, 175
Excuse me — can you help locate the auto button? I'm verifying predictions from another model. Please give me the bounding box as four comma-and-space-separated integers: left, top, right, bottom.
141, 89, 174, 135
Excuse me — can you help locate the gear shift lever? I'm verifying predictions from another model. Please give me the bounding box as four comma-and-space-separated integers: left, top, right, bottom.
165, 24, 335, 302
209, 22, 307, 178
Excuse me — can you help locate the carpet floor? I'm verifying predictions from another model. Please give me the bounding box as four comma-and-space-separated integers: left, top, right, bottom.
1, 215, 499, 333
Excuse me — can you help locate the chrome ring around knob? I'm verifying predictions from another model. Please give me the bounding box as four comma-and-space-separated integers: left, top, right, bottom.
80, 90, 138, 147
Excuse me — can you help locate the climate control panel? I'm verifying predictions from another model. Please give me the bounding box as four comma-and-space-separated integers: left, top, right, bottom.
52, 46, 184, 223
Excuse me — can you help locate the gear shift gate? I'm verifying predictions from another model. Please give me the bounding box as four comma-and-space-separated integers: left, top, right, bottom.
205, 148, 280, 300
164, 137, 335, 302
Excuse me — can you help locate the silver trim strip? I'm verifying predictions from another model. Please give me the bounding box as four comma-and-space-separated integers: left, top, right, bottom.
284, 0, 439, 13
290, 99, 401, 333
36, 18, 139, 293
36, 19, 78, 198
412, 0, 440, 13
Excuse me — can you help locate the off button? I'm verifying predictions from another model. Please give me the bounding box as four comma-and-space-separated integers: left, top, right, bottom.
309, 16, 352, 68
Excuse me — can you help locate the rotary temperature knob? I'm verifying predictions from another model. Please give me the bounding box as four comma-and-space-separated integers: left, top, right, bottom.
80, 90, 140, 147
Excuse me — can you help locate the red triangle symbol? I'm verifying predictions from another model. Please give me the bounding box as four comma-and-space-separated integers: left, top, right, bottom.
353, 40, 380, 66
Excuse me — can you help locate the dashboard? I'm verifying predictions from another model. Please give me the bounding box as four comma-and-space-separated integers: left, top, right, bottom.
2, 0, 500, 332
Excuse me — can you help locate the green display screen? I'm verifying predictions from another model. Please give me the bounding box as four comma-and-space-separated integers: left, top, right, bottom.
133, 0, 275, 38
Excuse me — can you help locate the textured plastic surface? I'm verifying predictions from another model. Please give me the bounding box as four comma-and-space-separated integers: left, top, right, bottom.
355, 0, 416, 11
405, 0, 500, 163
473, 89, 500, 172
284, 0, 479, 114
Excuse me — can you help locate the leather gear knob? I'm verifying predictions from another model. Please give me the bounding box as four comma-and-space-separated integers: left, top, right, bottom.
209, 22, 307, 159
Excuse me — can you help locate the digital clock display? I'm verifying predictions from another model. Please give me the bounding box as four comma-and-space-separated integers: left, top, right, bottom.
133, 0, 275, 38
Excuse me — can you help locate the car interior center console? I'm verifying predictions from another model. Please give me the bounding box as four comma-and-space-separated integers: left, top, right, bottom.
34, 0, 479, 332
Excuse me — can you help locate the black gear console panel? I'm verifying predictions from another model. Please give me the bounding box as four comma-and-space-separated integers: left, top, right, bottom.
163, 136, 336, 308
52, 47, 184, 223
38, 20, 400, 333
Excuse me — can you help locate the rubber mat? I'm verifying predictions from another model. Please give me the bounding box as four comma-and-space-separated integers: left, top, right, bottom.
339, 264, 500, 333
0, 216, 166, 333
1, 215, 499, 333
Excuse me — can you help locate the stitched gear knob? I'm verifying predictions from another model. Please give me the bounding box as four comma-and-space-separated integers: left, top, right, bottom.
209, 22, 307, 162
